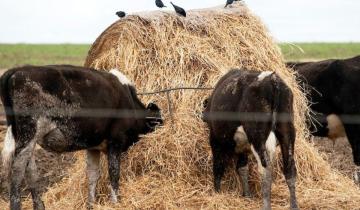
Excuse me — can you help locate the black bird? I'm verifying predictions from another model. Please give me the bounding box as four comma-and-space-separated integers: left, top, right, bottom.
224, 0, 234, 8
116, 11, 126, 18
156, 0, 166, 8
170, 2, 186, 17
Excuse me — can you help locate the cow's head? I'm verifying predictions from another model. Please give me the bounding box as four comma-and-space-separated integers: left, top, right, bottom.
143, 102, 163, 133
122, 102, 162, 151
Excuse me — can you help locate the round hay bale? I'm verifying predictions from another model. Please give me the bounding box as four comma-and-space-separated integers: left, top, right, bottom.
17, 3, 360, 209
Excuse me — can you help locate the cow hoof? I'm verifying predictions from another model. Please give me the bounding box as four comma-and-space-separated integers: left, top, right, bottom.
261, 200, 272, 210
110, 195, 118, 204
34, 201, 45, 210
242, 192, 253, 198
353, 169, 360, 185
86, 202, 94, 210
290, 203, 300, 210
109, 193, 119, 204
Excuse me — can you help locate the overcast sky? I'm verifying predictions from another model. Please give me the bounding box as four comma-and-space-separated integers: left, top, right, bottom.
0, 0, 359, 43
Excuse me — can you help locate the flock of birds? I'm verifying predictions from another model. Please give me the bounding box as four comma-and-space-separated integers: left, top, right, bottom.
116, 0, 243, 19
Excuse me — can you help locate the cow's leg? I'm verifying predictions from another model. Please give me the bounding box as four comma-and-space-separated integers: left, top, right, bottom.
236, 153, 251, 197
342, 124, 360, 184
250, 145, 272, 210
247, 127, 274, 210
276, 122, 299, 210
10, 139, 38, 210
86, 150, 100, 207
210, 134, 226, 192
10, 117, 55, 210
25, 155, 45, 210
107, 140, 122, 203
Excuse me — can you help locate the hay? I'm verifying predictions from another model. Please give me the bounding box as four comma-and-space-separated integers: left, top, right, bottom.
13, 2, 360, 209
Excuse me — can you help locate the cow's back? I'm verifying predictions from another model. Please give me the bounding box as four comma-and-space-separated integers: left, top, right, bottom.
208, 69, 274, 114
206, 69, 276, 139
290, 56, 360, 114
0, 65, 130, 149
6, 66, 123, 109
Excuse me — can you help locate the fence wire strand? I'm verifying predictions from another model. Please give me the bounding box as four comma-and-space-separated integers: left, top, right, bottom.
0, 87, 355, 126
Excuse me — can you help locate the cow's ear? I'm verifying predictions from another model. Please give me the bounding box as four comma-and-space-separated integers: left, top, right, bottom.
147, 103, 160, 111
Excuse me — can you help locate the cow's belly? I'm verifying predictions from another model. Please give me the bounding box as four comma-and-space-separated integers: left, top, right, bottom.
38, 129, 105, 153
37, 119, 107, 153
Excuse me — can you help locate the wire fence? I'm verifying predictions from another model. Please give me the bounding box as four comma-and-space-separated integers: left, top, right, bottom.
0, 108, 291, 121
0, 86, 354, 126
0, 106, 353, 125
137, 87, 214, 95
138, 86, 215, 121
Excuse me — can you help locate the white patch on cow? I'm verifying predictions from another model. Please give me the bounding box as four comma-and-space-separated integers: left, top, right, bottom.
91, 140, 107, 152
233, 126, 250, 153
234, 126, 247, 140
326, 114, 347, 140
110, 69, 133, 86
234, 126, 247, 141
1, 126, 15, 173
265, 131, 277, 161
109, 185, 118, 203
250, 132, 276, 176
257, 71, 273, 81
251, 145, 265, 175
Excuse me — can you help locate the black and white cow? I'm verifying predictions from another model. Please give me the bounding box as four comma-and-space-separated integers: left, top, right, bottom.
0, 65, 163, 210
287, 55, 360, 183
203, 69, 298, 210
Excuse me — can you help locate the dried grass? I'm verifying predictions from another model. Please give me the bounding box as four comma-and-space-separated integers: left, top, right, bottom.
4, 2, 360, 209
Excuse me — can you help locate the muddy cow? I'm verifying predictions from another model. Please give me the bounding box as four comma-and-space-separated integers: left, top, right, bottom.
0, 65, 163, 210
287, 55, 360, 183
203, 69, 298, 210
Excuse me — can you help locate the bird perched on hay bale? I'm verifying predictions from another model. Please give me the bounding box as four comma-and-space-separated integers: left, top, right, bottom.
225, 0, 242, 8
225, 0, 234, 8
170, 2, 186, 17
115, 11, 126, 18
156, 0, 166, 8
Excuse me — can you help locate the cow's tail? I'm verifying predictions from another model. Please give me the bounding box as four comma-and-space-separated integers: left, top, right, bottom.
0, 69, 17, 176
271, 73, 281, 131
2, 126, 15, 175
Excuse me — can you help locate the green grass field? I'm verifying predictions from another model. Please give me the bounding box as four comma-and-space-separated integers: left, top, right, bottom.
0, 43, 359, 69
280, 43, 360, 61
0, 44, 89, 69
